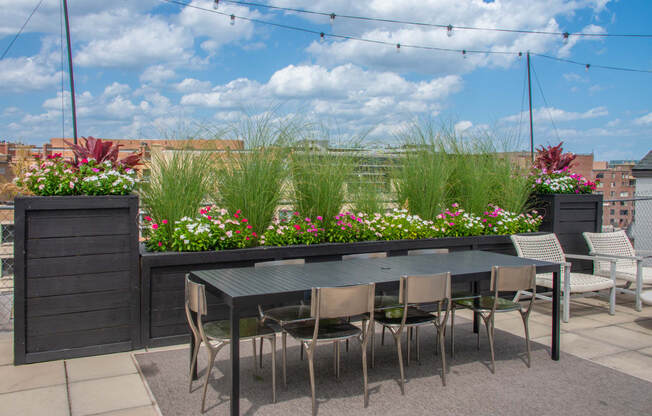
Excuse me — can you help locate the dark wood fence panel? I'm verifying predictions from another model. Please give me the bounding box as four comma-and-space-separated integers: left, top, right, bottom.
14, 196, 140, 364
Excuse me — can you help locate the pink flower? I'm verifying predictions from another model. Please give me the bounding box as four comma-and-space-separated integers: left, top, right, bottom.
294, 224, 301, 231
162, 219, 168, 224
236, 209, 241, 214
305, 218, 311, 222
316, 216, 323, 221
482, 219, 487, 223
205, 206, 211, 212
69, 182, 74, 189
152, 224, 159, 229
247, 225, 253, 229
246, 237, 250, 241
451, 203, 459, 208
252, 232, 257, 237
144, 216, 152, 222
81, 158, 88, 164
488, 223, 493, 228
293, 211, 299, 216
207, 216, 212, 220
92, 168, 100, 173
341, 226, 346, 230
158, 242, 162, 247
241, 218, 248, 223
448, 222, 455, 226
235, 230, 241, 234
234, 213, 239, 218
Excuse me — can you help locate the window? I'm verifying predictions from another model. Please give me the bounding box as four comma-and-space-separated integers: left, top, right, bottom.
611, 182, 616, 187
621, 173, 626, 179
610, 209, 615, 215
620, 201, 626, 206
612, 173, 616, 179
620, 210, 628, 216
620, 192, 629, 197
596, 173, 604, 179
610, 191, 615, 197
597, 182, 603, 188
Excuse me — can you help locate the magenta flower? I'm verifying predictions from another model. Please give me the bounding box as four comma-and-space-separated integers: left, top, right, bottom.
92, 168, 100, 173
316, 216, 323, 221
341, 226, 346, 230
152, 224, 159, 229
448, 222, 455, 226
293, 224, 301, 231
144, 216, 152, 221
162, 219, 168, 224
158, 241, 162, 247
305, 218, 311, 222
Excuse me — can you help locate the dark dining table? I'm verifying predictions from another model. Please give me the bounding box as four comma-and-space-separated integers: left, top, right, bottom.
190, 250, 561, 416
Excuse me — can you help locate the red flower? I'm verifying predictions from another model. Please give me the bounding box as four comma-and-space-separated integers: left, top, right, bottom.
157, 241, 162, 247
246, 225, 253, 229
235, 230, 241, 234
234, 213, 239, 218
293, 224, 301, 231
152, 224, 159, 229
252, 232, 257, 237
81, 158, 88, 164
241, 218, 248, 223
144, 216, 152, 222
162, 219, 168, 224
207, 216, 212, 220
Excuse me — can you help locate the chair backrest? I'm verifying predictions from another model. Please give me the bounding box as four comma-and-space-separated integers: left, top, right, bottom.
511, 233, 566, 264
255, 258, 305, 268
185, 276, 207, 316
583, 230, 636, 272
491, 265, 536, 293
407, 248, 449, 256
342, 252, 387, 260
399, 273, 451, 304
311, 283, 375, 319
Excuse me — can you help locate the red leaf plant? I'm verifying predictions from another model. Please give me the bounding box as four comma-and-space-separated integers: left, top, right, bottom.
533, 142, 576, 172
64, 136, 142, 169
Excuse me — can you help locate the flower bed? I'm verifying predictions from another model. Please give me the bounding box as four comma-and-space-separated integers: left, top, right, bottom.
144, 205, 542, 253
529, 167, 598, 195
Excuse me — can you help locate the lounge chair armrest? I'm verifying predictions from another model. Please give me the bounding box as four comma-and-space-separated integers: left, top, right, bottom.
565, 253, 616, 263
588, 251, 645, 261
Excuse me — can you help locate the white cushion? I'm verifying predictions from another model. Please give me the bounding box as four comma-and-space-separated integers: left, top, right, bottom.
536, 272, 615, 293
595, 265, 652, 285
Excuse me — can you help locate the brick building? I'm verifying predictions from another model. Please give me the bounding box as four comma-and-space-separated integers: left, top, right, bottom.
593, 161, 637, 229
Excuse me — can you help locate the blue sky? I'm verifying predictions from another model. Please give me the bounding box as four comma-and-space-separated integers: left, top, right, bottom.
1, 0, 651, 161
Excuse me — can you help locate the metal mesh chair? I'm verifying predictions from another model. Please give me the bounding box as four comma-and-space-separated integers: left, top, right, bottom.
373, 272, 451, 392
284, 283, 376, 416
511, 233, 617, 322
185, 276, 278, 413
451, 265, 536, 373
583, 230, 652, 311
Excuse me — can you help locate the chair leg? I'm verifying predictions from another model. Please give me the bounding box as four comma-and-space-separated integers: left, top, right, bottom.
371, 320, 376, 369
362, 338, 369, 408
521, 313, 531, 368
268, 336, 277, 403
635, 266, 643, 312
260, 335, 264, 369
301, 343, 304, 361
252, 339, 257, 375
563, 270, 571, 323
394, 329, 405, 395
485, 316, 495, 374
406, 327, 411, 366
333, 341, 341, 378
189, 338, 201, 393
201, 348, 219, 414
450, 307, 455, 359
415, 326, 420, 363
381, 326, 386, 345
307, 344, 317, 416
609, 286, 616, 316
282, 331, 287, 388
438, 326, 447, 386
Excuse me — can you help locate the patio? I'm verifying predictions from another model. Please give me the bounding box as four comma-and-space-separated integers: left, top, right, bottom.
1, 293, 651, 416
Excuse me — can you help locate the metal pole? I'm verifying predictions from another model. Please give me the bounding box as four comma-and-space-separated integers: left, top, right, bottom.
527, 52, 534, 162
62, 0, 78, 145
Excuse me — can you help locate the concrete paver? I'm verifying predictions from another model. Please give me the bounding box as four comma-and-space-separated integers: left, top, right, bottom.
0, 360, 65, 394
69, 374, 153, 416
66, 352, 138, 383
0, 385, 69, 416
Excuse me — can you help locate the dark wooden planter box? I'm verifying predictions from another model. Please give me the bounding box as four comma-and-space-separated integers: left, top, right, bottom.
14, 195, 140, 364
534, 193, 603, 273
140, 235, 518, 348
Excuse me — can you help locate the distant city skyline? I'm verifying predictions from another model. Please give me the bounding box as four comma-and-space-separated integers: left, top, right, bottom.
1, 0, 651, 161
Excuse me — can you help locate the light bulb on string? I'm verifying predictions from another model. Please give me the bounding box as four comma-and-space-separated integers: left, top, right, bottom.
212, 0, 219, 10
462, 49, 467, 59
230, 14, 235, 26
447, 25, 453, 37
319, 32, 325, 43
330, 13, 336, 28
562, 32, 570, 44
518, 51, 523, 59
585, 63, 590, 72
396, 43, 401, 53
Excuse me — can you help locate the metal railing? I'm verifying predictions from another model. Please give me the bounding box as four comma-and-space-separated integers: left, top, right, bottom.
604, 195, 652, 266
0, 205, 13, 331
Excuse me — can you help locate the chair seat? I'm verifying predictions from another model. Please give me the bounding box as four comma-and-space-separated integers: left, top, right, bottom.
374, 294, 400, 310
263, 304, 312, 324
454, 296, 521, 312
285, 321, 361, 341
595, 266, 652, 284
374, 307, 436, 326
536, 272, 615, 293
204, 317, 277, 341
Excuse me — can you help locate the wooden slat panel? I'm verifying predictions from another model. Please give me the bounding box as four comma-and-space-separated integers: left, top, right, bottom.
558, 209, 599, 222
26, 290, 130, 317
28, 209, 129, 238
27, 253, 131, 278
26, 271, 131, 297
150, 289, 223, 309
26, 308, 131, 336
26, 235, 130, 259
27, 326, 131, 353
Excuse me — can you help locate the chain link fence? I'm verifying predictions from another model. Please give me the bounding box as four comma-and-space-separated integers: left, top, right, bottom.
0, 206, 13, 332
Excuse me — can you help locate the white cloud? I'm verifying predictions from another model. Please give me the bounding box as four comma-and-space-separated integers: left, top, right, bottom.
557, 24, 606, 58
140, 65, 177, 84
103, 82, 131, 96
175, 78, 212, 93
502, 106, 608, 123
0, 55, 63, 93
634, 112, 652, 125
454, 120, 473, 134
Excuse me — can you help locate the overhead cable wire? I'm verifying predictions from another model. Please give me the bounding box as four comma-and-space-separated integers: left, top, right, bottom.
216, 0, 652, 38
0, 0, 45, 60
160, 0, 652, 74
530, 62, 562, 144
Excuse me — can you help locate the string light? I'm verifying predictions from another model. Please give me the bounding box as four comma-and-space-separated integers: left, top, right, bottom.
462, 49, 466, 59
518, 51, 523, 59
212, 0, 219, 10
562, 32, 569, 44
209, 0, 652, 39
585, 63, 590, 72
230, 14, 235, 25
330, 13, 335, 27
447, 24, 453, 37
396, 43, 400, 53
319, 32, 325, 43
158, 0, 652, 74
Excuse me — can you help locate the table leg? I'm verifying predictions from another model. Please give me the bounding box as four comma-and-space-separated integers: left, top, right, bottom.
472, 281, 479, 334
230, 305, 240, 416
190, 311, 198, 381
551, 270, 560, 361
